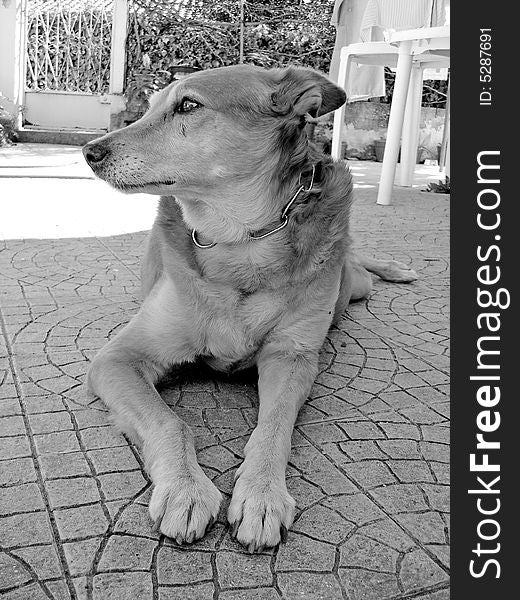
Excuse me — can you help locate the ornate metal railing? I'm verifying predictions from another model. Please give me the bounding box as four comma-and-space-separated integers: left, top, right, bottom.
25, 0, 114, 93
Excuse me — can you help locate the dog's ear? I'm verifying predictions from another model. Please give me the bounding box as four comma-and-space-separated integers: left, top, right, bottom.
272, 67, 346, 118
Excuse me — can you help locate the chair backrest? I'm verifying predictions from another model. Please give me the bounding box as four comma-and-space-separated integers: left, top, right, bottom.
430, 0, 450, 27
360, 0, 450, 42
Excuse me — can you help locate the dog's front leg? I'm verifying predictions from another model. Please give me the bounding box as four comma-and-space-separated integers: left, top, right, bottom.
228, 347, 318, 552
88, 342, 222, 543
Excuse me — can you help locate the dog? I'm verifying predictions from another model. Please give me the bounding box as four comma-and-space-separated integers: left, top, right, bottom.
82, 64, 417, 552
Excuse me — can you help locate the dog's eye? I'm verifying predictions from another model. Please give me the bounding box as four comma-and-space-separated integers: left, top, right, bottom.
178, 99, 200, 113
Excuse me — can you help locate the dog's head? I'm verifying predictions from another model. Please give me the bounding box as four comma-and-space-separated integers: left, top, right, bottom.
83, 65, 345, 196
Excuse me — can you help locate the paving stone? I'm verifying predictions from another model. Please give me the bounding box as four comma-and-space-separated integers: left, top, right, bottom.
377, 439, 421, 459
340, 534, 399, 572
11, 545, 63, 580
105, 500, 128, 520
357, 519, 416, 552
292, 504, 352, 543
425, 544, 450, 568
157, 547, 213, 584
34, 431, 81, 454
0, 553, 32, 591
44, 580, 72, 600
278, 572, 344, 599
39, 451, 91, 479
88, 446, 140, 474
298, 422, 348, 443
419, 589, 450, 600
431, 461, 450, 484
73, 409, 110, 429
46, 476, 101, 508
276, 532, 336, 571
0, 582, 50, 599
419, 441, 450, 463
63, 537, 100, 576
0, 436, 31, 459
396, 512, 448, 545
219, 589, 279, 600
388, 459, 435, 483
421, 425, 450, 444
0, 457, 37, 486
343, 460, 397, 488
98, 471, 147, 501
371, 484, 429, 514
286, 477, 325, 510
0, 482, 45, 515
24, 395, 67, 414
339, 421, 385, 440
339, 440, 388, 461
400, 406, 446, 425
0, 398, 21, 416
158, 583, 215, 600
0, 415, 26, 437
28, 411, 73, 434
97, 534, 156, 571
113, 502, 159, 538
79, 426, 127, 450
379, 423, 421, 440
72, 577, 88, 600
197, 444, 242, 472
291, 445, 359, 494
323, 493, 386, 525
399, 548, 449, 592
92, 572, 152, 600
339, 568, 401, 600
0, 512, 54, 548
54, 503, 109, 540
421, 484, 450, 513
216, 551, 272, 589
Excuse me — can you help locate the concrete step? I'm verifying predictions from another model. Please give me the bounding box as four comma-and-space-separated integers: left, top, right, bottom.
17, 128, 105, 146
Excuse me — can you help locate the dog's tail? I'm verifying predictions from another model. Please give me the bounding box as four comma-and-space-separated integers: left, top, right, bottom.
358, 256, 418, 283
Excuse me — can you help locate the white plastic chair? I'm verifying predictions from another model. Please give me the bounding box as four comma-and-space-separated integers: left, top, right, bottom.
331, 25, 450, 205
377, 26, 449, 204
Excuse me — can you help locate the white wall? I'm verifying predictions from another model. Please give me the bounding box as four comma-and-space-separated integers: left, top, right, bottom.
24, 91, 112, 130
0, 0, 25, 124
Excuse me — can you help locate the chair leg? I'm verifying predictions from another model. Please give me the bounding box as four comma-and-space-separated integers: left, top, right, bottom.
439, 78, 450, 171
331, 51, 353, 161
444, 133, 450, 179
377, 40, 413, 206
400, 65, 423, 187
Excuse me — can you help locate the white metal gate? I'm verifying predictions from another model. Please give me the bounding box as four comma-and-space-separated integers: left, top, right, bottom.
23, 0, 127, 131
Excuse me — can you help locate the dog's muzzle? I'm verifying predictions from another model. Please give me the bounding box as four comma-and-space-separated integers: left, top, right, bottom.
83, 141, 110, 168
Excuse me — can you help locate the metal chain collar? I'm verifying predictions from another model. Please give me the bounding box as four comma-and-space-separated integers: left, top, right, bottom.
191, 165, 316, 249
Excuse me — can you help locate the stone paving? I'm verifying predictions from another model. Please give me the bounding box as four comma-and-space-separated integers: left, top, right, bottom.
0, 158, 449, 599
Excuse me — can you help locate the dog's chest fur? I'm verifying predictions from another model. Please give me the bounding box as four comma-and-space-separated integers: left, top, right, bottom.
150, 162, 353, 364
152, 201, 293, 362
196, 237, 291, 293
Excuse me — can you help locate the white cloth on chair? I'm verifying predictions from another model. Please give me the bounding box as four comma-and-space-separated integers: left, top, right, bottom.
358, 0, 450, 80
328, 1, 450, 100
359, 0, 434, 42
329, 0, 385, 102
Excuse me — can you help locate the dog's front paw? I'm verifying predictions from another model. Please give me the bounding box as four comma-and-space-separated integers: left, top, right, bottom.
228, 471, 295, 552
149, 469, 222, 544
379, 260, 418, 283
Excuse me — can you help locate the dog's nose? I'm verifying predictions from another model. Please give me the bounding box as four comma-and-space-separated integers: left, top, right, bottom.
83, 142, 109, 166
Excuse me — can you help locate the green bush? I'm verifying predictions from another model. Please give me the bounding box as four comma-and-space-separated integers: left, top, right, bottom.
0, 100, 17, 147
424, 176, 450, 194
124, 0, 336, 109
